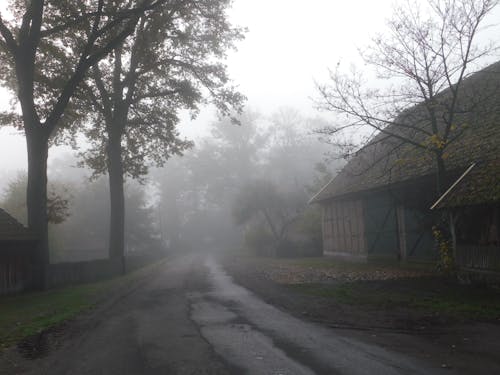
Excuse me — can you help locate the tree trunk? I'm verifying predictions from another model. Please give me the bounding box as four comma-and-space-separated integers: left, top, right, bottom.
435, 152, 446, 196
163, 193, 181, 249
107, 128, 125, 274
435, 151, 460, 271
26, 127, 49, 290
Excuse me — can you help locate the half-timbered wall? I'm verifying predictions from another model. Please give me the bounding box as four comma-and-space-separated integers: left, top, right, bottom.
321, 193, 436, 261
322, 199, 365, 256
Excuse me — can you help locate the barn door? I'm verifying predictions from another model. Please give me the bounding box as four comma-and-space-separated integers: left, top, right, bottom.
404, 207, 436, 260
363, 194, 399, 259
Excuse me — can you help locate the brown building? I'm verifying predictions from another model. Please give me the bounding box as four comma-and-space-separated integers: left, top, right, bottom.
0, 208, 38, 294
311, 62, 500, 270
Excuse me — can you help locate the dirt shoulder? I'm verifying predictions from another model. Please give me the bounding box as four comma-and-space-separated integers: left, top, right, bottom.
220, 255, 500, 373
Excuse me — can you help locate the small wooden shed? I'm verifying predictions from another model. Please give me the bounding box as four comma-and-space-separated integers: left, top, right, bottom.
0, 208, 38, 294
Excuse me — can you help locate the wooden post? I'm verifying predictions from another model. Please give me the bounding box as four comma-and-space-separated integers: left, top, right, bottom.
397, 205, 407, 262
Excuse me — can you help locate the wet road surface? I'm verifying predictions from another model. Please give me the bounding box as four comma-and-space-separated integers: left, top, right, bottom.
190, 257, 444, 375
11, 255, 447, 374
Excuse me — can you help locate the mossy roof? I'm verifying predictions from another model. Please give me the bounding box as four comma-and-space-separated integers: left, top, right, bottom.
433, 159, 500, 208
311, 61, 500, 205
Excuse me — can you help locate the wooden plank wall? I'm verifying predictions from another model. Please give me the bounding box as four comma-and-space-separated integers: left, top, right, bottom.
0, 254, 31, 295
323, 199, 366, 255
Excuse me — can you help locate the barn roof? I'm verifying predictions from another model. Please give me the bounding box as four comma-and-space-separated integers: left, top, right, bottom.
311, 61, 500, 204
431, 159, 500, 209
0, 208, 37, 242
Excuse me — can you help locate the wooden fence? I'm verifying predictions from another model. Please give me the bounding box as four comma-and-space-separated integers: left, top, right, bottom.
48, 249, 167, 288
0, 248, 167, 294
48, 258, 122, 288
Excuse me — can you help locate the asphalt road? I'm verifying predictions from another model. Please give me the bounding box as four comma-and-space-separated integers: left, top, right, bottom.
17, 254, 448, 375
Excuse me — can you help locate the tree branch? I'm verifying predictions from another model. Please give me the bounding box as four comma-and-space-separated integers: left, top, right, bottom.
0, 15, 17, 53
44, 17, 138, 132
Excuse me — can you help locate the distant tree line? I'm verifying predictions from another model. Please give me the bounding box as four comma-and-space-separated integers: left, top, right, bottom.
1, 158, 161, 263
154, 109, 336, 257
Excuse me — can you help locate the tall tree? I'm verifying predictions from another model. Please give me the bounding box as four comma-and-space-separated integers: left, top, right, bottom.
315, 0, 498, 195
0, 0, 171, 287
77, 0, 244, 268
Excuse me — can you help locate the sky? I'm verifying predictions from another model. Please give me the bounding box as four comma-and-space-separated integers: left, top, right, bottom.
0, 0, 498, 189
224, 0, 393, 113
180, 0, 396, 139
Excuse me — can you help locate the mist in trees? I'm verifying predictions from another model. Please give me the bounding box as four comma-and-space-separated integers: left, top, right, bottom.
1, 0, 493, 282
1, 108, 334, 261
0, 0, 243, 286
154, 109, 336, 256
0, 0, 168, 286
75, 0, 244, 269
0, 155, 161, 263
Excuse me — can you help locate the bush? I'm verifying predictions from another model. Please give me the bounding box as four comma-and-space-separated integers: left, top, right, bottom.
244, 225, 274, 256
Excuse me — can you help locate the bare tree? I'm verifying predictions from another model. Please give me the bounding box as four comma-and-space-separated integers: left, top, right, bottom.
315, 0, 498, 195
233, 179, 306, 256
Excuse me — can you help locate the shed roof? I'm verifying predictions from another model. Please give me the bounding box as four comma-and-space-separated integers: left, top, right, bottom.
0, 208, 37, 242
311, 61, 500, 204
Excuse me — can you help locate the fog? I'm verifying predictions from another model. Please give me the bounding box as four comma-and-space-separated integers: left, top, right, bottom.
2, 3, 500, 374
0, 0, 396, 178
0, 0, 498, 263
1, 108, 337, 261
0, 0, 390, 261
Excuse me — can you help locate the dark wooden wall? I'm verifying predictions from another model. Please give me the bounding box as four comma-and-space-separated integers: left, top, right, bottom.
0, 243, 35, 295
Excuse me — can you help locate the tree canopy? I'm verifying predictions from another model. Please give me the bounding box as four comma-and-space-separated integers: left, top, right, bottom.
77, 0, 245, 179
0, 0, 181, 287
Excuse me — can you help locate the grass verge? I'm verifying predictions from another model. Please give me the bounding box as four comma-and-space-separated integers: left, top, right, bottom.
224, 254, 500, 322
267, 256, 434, 271
0, 259, 166, 350
287, 280, 500, 321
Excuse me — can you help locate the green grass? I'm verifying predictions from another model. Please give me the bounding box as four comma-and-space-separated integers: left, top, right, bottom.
287, 281, 500, 320
241, 255, 435, 273
0, 259, 166, 350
